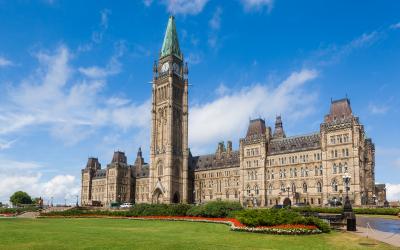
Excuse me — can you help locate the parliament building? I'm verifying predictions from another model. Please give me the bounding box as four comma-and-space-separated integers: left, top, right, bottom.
81, 16, 386, 208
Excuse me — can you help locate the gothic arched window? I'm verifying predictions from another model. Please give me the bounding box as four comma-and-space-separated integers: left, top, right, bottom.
291, 183, 296, 193
332, 180, 338, 192
303, 183, 308, 193
157, 162, 163, 176
317, 182, 322, 193
268, 184, 273, 195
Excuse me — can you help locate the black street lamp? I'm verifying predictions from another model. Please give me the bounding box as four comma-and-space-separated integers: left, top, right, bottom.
342, 173, 356, 231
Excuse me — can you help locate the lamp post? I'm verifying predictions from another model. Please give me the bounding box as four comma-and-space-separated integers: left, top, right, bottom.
75, 195, 79, 207
342, 173, 356, 231
342, 173, 351, 209
51, 196, 53, 207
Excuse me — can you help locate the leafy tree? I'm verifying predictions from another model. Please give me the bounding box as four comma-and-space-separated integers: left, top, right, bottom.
10, 191, 32, 206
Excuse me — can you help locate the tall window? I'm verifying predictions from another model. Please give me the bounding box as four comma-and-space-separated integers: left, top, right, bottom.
268, 184, 273, 195
247, 185, 251, 196
303, 183, 308, 193
291, 183, 296, 193
315, 166, 318, 176
332, 180, 338, 192
319, 165, 323, 175
333, 164, 337, 174
344, 163, 348, 173
157, 163, 163, 176
317, 182, 322, 193
271, 170, 274, 179
339, 163, 343, 173
255, 185, 259, 195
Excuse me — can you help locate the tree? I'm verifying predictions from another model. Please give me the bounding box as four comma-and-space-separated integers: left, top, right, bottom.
10, 191, 32, 206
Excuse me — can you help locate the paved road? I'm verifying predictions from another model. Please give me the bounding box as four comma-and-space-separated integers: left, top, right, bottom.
357, 216, 400, 234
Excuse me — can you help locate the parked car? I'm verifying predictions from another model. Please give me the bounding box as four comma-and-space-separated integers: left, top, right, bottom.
120, 203, 133, 208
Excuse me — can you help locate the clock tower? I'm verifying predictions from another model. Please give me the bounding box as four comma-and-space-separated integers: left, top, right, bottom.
149, 16, 189, 204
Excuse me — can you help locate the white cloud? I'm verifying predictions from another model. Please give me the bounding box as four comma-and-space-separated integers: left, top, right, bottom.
209, 7, 222, 30
0, 56, 14, 67
386, 183, 400, 201
369, 104, 389, 115
0, 172, 79, 204
208, 7, 222, 48
186, 52, 202, 65
0, 157, 79, 204
0, 139, 17, 150
241, 0, 274, 12
0, 44, 150, 145
162, 0, 209, 15
189, 69, 318, 153
310, 31, 381, 66
390, 22, 400, 30
79, 41, 124, 78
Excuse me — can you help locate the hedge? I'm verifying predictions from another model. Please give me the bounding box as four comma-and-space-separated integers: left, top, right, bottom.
186, 201, 243, 218
43, 204, 192, 217
0, 206, 40, 214
234, 209, 330, 233
291, 207, 400, 216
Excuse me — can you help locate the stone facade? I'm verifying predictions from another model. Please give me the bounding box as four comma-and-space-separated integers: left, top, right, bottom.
81, 16, 385, 207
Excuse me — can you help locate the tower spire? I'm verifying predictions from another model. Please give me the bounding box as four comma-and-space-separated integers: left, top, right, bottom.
161, 16, 182, 59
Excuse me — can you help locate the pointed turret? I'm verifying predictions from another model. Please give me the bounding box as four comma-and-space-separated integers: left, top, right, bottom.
273, 115, 286, 139
134, 147, 144, 166
160, 16, 182, 59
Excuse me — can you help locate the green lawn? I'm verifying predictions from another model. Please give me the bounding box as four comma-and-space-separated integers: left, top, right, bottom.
0, 218, 396, 250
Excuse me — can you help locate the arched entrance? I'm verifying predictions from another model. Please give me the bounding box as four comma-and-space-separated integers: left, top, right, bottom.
283, 197, 291, 207
173, 192, 180, 203
153, 188, 163, 204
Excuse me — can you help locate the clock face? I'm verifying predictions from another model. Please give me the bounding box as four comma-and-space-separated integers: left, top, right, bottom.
161, 62, 170, 73
173, 63, 180, 75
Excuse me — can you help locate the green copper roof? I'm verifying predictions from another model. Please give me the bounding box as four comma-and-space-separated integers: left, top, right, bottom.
161, 16, 182, 59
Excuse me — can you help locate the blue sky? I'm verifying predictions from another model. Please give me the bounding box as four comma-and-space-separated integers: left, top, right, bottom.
0, 0, 399, 204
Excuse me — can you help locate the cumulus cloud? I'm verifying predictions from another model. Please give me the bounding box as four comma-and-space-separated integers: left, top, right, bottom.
189, 69, 318, 153
0, 172, 79, 204
0, 156, 79, 204
386, 183, 400, 201
0, 56, 13, 67
241, 0, 274, 12
0, 44, 150, 144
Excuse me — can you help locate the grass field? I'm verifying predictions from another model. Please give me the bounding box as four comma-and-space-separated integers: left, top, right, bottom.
0, 218, 396, 250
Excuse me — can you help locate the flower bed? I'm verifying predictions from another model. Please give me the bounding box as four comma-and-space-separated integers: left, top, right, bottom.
129, 216, 322, 235
40, 214, 321, 234
0, 213, 15, 217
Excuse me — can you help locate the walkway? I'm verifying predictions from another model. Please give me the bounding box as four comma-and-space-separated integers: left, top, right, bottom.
352, 226, 400, 247
352, 215, 400, 247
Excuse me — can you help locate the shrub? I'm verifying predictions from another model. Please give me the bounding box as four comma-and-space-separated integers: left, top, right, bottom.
0, 206, 39, 214
186, 201, 243, 218
234, 209, 330, 232
292, 206, 400, 216
43, 204, 193, 217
